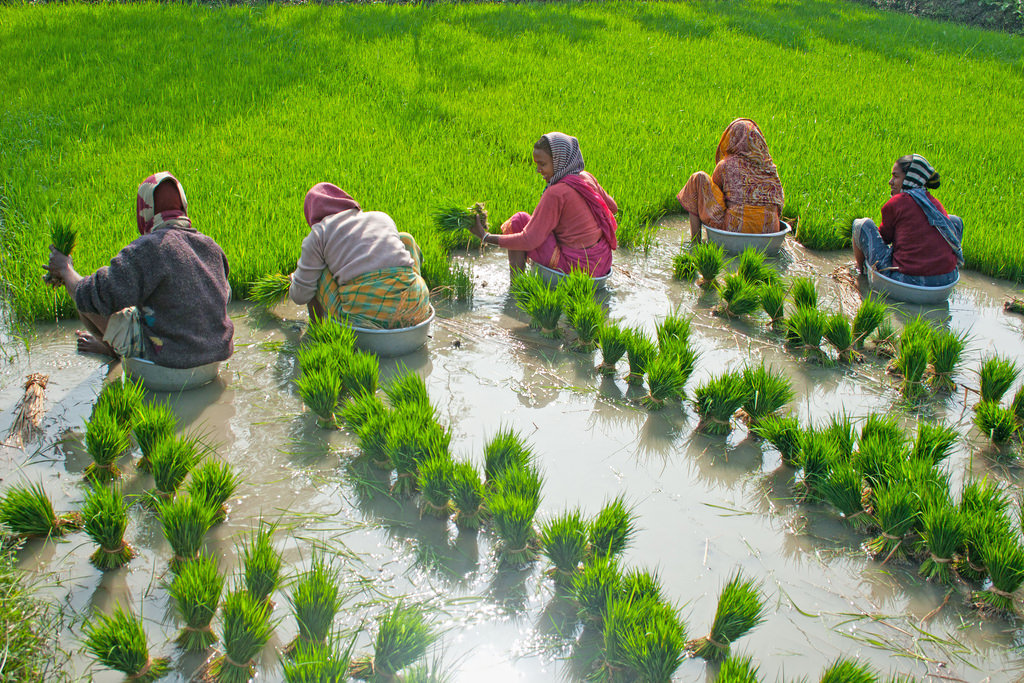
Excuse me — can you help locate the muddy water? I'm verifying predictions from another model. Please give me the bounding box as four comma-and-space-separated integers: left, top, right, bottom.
2, 217, 1024, 682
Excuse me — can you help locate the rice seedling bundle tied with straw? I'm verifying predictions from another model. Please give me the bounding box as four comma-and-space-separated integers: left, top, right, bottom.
349, 602, 435, 680
82, 604, 169, 683
340, 351, 380, 399
599, 593, 686, 683
751, 414, 802, 465
417, 453, 454, 519
540, 508, 589, 588
2, 373, 48, 449
895, 337, 929, 399
929, 328, 967, 390
980, 354, 1020, 404
588, 495, 637, 561
918, 502, 965, 584
168, 553, 224, 653
824, 411, 857, 460
483, 426, 533, 488
957, 477, 1012, 581
740, 364, 793, 425
148, 434, 201, 501
81, 482, 135, 570
642, 352, 690, 410
387, 417, 450, 498
789, 276, 818, 310
865, 479, 919, 562
282, 638, 352, 683
819, 658, 880, 683
912, 422, 959, 465
96, 376, 146, 430
521, 286, 563, 337
692, 241, 725, 289
715, 274, 760, 318
158, 495, 215, 572
296, 367, 342, 427
974, 534, 1024, 615
0, 481, 82, 538
693, 371, 749, 435
84, 407, 131, 482
306, 315, 357, 349
597, 322, 628, 376
624, 327, 657, 385
43, 222, 77, 286
565, 297, 605, 351
852, 295, 887, 349
572, 555, 621, 625
784, 307, 827, 359
451, 460, 488, 531
432, 202, 488, 247
557, 268, 598, 312
384, 369, 432, 411
187, 460, 240, 523
687, 571, 765, 662
758, 279, 786, 326
973, 400, 1018, 446
717, 654, 762, 683
795, 429, 840, 502
132, 401, 176, 472
672, 251, 697, 281
247, 272, 292, 308
243, 523, 283, 606
490, 490, 541, 567
655, 311, 692, 349
208, 589, 275, 683
339, 390, 388, 432
819, 462, 869, 528
824, 312, 855, 362
737, 247, 773, 285
288, 550, 343, 649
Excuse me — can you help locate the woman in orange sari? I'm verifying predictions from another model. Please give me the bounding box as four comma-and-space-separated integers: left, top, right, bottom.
677, 118, 785, 242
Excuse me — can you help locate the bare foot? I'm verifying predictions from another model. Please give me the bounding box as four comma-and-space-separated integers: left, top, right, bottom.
76, 331, 117, 358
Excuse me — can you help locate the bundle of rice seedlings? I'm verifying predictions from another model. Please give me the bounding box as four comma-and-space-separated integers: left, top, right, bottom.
979, 354, 1020, 403
557, 268, 598, 313
758, 280, 787, 326
388, 419, 449, 498
795, 429, 839, 502
693, 241, 725, 288
824, 313, 856, 362
0, 481, 81, 538
687, 571, 765, 662
521, 286, 563, 337
736, 247, 771, 285
974, 535, 1024, 615
490, 491, 540, 567
750, 414, 802, 465
899, 457, 951, 511
823, 411, 857, 461
43, 222, 77, 286
899, 315, 933, 349
572, 555, 621, 624
283, 637, 354, 682
510, 269, 546, 303
624, 327, 658, 384
84, 407, 131, 482
349, 603, 435, 680
2, 373, 48, 449
357, 410, 393, 468
588, 496, 636, 560
243, 523, 282, 605
339, 351, 379, 398
851, 431, 904, 488
417, 453, 454, 519
168, 553, 223, 652
597, 323, 629, 376
483, 426, 533, 487
289, 550, 343, 648
740, 364, 793, 425
859, 410, 903, 443
655, 311, 692, 349
717, 654, 762, 683
566, 297, 605, 351
715, 274, 760, 318
784, 307, 826, 358
306, 315, 356, 349
187, 460, 240, 523
491, 462, 544, 511
149, 435, 201, 501
789, 276, 818, 310
918, 502, 965, 584
958, 477, 1012, 580
247, 273, 292, 308
871, 317, 899, 356
692, 371, 748, 435
208, 589, 275, 683
338, 391, 388, 432
602, 594, 686, 683
643, 353, 690, 409
973, 401, 1018, 446
1013, 386, 1024, 426
81, 483, 135, 570
865, 479, 918, 561
451, 460, 487, 531
928, 328, 967, 390
820, 658, 879, 683
384, 370, 432, 411
297, 341, 346, 376
82, 604, 169, 682
540, 508, 589, 588
672, 251, 697, 281
819, 462, 868, 527
158, 495, 214, 571
296, 367, 342, 426
852, 295, 888, 348
895, 337, 929, 399
132, 401, 176, 472
621, 567, 665, 603
911, 422, 958, 464
95, 376, 146, 429
432, 203, 485, 236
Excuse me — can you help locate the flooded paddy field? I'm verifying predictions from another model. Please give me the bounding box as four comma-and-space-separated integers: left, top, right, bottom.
2, 219, 1024, 682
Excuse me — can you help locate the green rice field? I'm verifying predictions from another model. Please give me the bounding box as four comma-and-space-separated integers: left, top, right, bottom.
1, 0, 1022, 322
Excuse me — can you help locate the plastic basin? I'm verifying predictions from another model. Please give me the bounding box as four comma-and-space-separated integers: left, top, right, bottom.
867, 267, 959, 305
532, 263, 611, 291
348, 307, 434, 357
703, 222, 792, 255
122, 357, 221, 392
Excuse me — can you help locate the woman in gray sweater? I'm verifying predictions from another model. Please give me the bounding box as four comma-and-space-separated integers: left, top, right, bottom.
45, 172, 233, 369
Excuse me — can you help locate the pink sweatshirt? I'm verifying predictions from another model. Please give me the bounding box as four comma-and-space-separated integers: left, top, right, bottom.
494, 172, 618, 251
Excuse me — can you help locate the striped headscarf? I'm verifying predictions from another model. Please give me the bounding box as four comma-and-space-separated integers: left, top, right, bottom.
900, 154, 935, 190
136, 172, 190, 235
543, 132, 586, 188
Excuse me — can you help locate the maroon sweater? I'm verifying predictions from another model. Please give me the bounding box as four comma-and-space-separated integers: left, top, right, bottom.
75, 226, 234, 368
879, 192, 957, 276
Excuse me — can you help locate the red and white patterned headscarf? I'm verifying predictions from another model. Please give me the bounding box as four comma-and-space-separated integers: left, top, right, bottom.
136, 172, 189, 235
543, 132, 586, 188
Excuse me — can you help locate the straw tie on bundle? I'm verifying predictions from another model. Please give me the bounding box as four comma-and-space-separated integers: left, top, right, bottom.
3, 373, 48, 449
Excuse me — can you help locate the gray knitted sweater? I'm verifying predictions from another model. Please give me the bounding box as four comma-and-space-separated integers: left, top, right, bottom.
75, 225, 234, 368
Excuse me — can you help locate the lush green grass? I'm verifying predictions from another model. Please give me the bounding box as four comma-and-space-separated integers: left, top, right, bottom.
1, 1, 1022, 320
0, 548, 70, 681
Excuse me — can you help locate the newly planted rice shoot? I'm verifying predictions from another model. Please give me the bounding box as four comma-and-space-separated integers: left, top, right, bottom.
384, 369, 431, 411
820, 658, 879, 683
84, 407, 131, 482
740, 364, 793, 425
149, 434, 201, 500
81, 482, 135, 570
338, 391, 388, 432
918, 502, 965, 584
417, 454, 454, 519
643, 353, 690, 409
243, 523, 282, 605
974, 534, 1024, 615
625, 327, 657, 384
758, 280, 787, 325
289, 550, 343, 647
566, 297, 605, 351
187, 460, 240, 522
693, 371, 748, 435
95, 376, 145, 429
483, 426, 533, 487
688, 571, 765, 662
895, 337, 929, 399
789, 276, 818, 310
296, 367, 342, 426
716, 274, 760, 318
973, 401, 1018, 446
784, 306, 827, 358
588, 495, 636, 560
168, 553, 223, 653
247, 273, 292, 308
490, 491, 540, 567
572, 555, 621, 625
911, 422, 959, 465
751, 414, 802, 465
979, 355, 1020, 403
597, 323, 629, 376
540, 508, 589, 588
824, 312, 855, 361
349, 603, 435, 680
736, 247, 771, 285
158, 495, 215, 570
82, 604, 169, 682
865, 479, 919, 561
672, 251, 697, 281
132, 401, 176, 471
693, 241, 725, 288
0, 481, 81, 538
655, 311, 692, 349
340, 351, 379, 398
209, 589, 275, 683
929, 328, 968, 390
451, 460, 487, 531
852, 295, 888, 348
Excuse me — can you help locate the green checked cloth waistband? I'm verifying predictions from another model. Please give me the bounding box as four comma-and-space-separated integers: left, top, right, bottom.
316, 266, 431, 330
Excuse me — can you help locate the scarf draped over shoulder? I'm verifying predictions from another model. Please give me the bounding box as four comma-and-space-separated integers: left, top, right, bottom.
715, 119, 785, 210
900, 154, 964, 267
136, 172, 191, 235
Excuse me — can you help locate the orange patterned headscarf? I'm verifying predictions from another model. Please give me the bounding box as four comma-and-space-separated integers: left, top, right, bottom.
715, 119, 784, 210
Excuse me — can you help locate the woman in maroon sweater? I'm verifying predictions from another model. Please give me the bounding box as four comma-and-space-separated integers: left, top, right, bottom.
852, 154, 964, 287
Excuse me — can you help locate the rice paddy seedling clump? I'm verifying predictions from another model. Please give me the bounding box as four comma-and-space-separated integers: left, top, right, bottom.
973, 401, 1018, 445
82, 605, 169, 682
687, 571, 765, 662
823, 411, 857, 460
643, 353, 690, 409
603, 595, 686, 683
357, 411, 393, 468
621, 567, 664, 604
851, 431, 904, 488
243, 523, 282, 605
784, 306, 827, 358
289, 551, 343, 647
247, 272, 292, 308
865, 479, 918, 561
737, 247, 772, 284
387, 419, 449, 497
758, 280, 786, 325
1013, 386, 1024, 425
824, 312, 855, 361
717, 654, 762, 683
339, 351, 379, 398
819, 462, 867, 525
306, 316, 356, 349
693, 371, 748, 435
565, 297, 605, 351
852, 295, 887, 348
911, 422, 958, 464
692, 241, 725, 288
84, 407, 131, 482
740, 364, 793, 424
81, 483, 135, 570
588, 495, 636, 560
795, 430, 839, 501
899, 315, 933, 349
432, 203, 486, 240
597, 322, 628, 375
540, 509, 589, 587
974, 535, 1024, 615
209, 589, 275, 683
655, 311, 692, 349
520, 286, 563, 337
132, 401, 176, 471
95, 376, 145, 429
297, 340, 346, 376
572, 555, 621, 624
715, 274, 760, 318
296, 367, 342, 426
417, 454, 454, 518
510, 269, 545, 304
672, 251, 697, 281
0, 481, 81, 538
483, 426, 533, 486
158, 495, 215, 571
187, 460, 239, 522
871, 317, 899, 356
339, 391, 388, 432
789, 276, 818, 310
895, 338, 929, 399
490, 491, 540, 567
556, 268, 597, 315
282, 638, 352, 683
384, 370, 431, 411
979, 354, 1020, 403
624, 327, 657, 384
751, 414, 802, 465
918, 502, 965, 584
929, 328, 967, 390
149, 434, 201, 500
820, 658, 879, 683
168, 553, 223, 652
349, 603, 435, 680
451, 460, 487, 530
